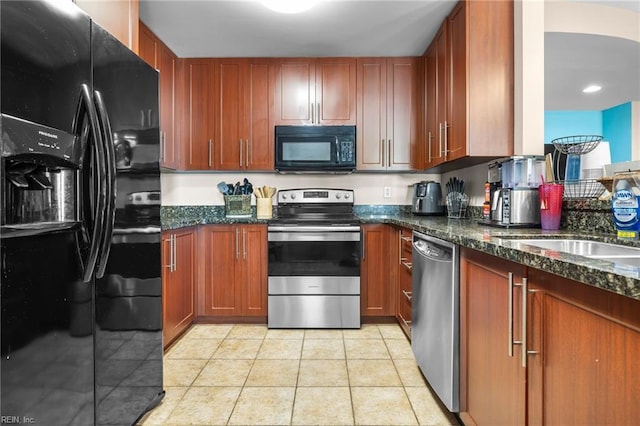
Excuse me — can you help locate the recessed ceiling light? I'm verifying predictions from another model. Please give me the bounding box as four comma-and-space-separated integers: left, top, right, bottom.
261, 0, 320, 14
583, 85, 602, 93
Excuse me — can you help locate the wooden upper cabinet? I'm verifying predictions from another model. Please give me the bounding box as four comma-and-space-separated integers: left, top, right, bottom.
424, 0, 513, 172
179, 58, 274, 171
138, 22, 179, 169
180, 59, 214, 170
356, 57, 417, 171
275, 58, 356, 125
75, 0, 139, 53
215, 58, 275, 170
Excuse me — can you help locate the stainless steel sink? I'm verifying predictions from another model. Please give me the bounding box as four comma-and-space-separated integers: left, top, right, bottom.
508, 239, 640, 258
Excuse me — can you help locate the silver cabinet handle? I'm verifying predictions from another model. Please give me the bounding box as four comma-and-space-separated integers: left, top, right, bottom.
235, 228, 239, 260
311, 102, 315, 124
428, 131, 432, 163
438, 123, 443, 158
402, 290, 412, 301
522, 278, 540, 367
317, 102, 320, 123
508, 272, 523, 357
208, 139, 213, 168
400, 236, 412, 242
173, 234, 177, 272
398, 312, 412, 327
164, 235, 173, 270
388, 139, 392, 168
361, 229, 366, 260
381, 139, 386, 167
398, 232, 403, 264
239, 139, 243, 167
245, 139, 250, 167
443, 120, 449, 159
242, 228, 247, 260
160, 131, 165, 163
401, 261, 413, 270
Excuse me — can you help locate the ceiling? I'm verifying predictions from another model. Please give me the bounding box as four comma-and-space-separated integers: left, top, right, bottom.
139, 0, 640, 111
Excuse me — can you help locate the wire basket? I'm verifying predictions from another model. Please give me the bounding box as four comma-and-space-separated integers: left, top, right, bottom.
224, 195, 251, 217
446, 192, 469, 218
561, 179, 606, 199
551, 135, 603, 155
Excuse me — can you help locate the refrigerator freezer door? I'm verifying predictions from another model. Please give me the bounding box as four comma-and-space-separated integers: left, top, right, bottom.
1, 1, 95, 424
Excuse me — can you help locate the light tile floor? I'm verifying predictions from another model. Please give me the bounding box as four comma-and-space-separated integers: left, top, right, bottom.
138, 324, 459, 426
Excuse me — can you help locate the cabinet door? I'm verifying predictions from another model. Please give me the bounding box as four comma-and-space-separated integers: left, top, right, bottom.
201, 225, 241, 316
315, 58, 356, 125
460, 248, 526, 425
396, 228, 413, 338
182, 59, 214, 170
424, 44, 441, 168
275, 59, 314, 125
138, 22, 157, 68
386, 57, 417, 171
162, 229, 195, 348
527, 271, 640, 425
447, 2, 467, 162
158, 42, 178, 168
434, 23, 448, 164
361, 224, 393, 316
76, 0, 139, 53
239, 225, 268, 316
214, 59, 244, 169
356, 58, 386, 170
244, 59, 275, 170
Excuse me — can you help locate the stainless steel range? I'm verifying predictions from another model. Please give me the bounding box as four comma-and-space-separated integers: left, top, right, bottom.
267, 188, 361, 329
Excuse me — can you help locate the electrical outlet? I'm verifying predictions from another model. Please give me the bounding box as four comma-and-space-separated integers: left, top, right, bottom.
384, 186, 392, 198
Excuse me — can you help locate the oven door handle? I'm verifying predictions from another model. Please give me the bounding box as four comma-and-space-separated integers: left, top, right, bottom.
268, 226, 361, 233
268, 231, 361, 242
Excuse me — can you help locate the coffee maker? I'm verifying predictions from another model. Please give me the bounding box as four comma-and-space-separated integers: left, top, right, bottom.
412, 181, 443, 215
486, 156, 545, 227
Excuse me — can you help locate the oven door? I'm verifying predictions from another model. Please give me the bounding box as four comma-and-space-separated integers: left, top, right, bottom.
267, 226, 361, 277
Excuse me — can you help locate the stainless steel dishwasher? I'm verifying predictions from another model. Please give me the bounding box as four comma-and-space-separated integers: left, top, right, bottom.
411, 231, 459, 412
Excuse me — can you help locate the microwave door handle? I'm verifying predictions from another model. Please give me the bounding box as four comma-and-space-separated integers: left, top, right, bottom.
335, 136, 340, 163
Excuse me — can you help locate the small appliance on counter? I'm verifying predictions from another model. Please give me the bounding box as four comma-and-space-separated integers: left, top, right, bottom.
411, 181, 444, 215
482, 156, 546, 228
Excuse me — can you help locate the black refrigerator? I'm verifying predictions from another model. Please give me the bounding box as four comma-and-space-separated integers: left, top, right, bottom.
1, 1, 164, 425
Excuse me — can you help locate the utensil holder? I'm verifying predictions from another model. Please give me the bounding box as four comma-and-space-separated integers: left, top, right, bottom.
224, 195, 251, 218
256, 198, 272, 219
446, 192, 469, 219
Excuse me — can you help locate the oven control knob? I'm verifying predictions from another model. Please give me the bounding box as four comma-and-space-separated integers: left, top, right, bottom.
291, 194, 297, 199
336, 193, 342, 199
344, 193, 351, 199
282, 194, 288, 199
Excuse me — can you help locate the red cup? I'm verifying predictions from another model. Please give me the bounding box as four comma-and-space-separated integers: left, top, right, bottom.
539, 183, 564, 230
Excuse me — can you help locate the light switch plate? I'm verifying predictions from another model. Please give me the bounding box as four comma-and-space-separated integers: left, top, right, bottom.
384, 187, 392, 198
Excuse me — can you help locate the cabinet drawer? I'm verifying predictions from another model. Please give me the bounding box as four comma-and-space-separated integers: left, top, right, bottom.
397, 287, 412, 338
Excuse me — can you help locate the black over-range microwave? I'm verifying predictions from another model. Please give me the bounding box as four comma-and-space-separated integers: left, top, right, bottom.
274, 125, 356, 173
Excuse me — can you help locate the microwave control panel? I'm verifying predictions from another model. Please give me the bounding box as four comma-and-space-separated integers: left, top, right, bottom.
339, 138, 355, 163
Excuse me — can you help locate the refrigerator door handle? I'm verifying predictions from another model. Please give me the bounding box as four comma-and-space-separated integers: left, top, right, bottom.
93, 90, 117, 279
77, 84, 108, 283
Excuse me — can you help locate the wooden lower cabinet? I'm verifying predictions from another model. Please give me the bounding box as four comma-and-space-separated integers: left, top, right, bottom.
527, 269, 640, 425
460, 248, 526, 425
361, 224, 394, 316
198, 224, 268, 319
461, 248, 640, 425
396, 227, 413, 338
162, 227, 196, 348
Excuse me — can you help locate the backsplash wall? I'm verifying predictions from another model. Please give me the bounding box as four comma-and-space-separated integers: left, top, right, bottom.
161, 172, 440, 206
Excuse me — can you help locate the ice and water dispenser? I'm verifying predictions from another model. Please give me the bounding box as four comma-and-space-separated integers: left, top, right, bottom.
1, 114, 81, 232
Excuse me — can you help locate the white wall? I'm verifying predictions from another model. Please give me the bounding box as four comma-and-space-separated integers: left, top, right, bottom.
161, 172, 440, 206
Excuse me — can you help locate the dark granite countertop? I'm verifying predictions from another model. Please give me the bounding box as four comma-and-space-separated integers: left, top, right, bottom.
161, 205, 640, 302
361, 213, 640, 302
